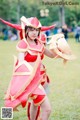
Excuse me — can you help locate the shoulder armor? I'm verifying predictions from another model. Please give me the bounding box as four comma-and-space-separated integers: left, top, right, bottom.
16, 39, 28, 52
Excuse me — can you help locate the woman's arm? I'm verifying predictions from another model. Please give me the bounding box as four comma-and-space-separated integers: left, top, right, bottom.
44, 47, 58, 58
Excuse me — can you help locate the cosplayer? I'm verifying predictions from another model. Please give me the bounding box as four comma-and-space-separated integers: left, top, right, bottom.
0, 16, 76, 120
1, 16, 57, 120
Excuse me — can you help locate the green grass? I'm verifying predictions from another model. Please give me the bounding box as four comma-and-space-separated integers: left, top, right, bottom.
0, 39, 80, 120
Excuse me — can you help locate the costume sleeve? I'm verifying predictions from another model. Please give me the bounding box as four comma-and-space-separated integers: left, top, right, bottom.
16, 39, 28, 52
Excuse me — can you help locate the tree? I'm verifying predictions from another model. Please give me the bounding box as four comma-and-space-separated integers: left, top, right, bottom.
0, 0, 80, 27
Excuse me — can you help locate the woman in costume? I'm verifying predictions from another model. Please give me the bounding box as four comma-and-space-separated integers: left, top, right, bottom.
1, 16, 57, 120
0, 16, 76, 120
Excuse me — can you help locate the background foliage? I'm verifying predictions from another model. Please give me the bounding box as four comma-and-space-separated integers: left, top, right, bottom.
0, 0, 80, 27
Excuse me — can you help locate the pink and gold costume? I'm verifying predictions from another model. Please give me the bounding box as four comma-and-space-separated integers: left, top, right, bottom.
0, 17, 76, 120
0, 16, 56, 120
5, 38, 47, 109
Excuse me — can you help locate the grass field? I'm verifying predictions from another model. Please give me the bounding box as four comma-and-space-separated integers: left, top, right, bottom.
0, 38, 80, 120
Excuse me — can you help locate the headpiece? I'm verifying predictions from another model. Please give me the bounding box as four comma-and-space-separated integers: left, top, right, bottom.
0, 16, 56, 39
20, 16, 41, 29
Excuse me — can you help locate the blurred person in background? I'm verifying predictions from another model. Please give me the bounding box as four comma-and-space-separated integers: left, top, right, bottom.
2, 28, 8, 40
45, 30, 51, 44
74, 24, 80, 42
8, 29, 18, 41
62, 24, 68, 41
53, 27, 58, 34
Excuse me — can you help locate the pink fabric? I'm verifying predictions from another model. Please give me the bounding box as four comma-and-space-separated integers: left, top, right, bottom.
5, 60, 44, 108
18, 40, 28, 49
10, 64, 30, 96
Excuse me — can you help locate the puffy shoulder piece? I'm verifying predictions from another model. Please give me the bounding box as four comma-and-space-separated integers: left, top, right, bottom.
49, 33, 76, 60
16, 39, 28, 52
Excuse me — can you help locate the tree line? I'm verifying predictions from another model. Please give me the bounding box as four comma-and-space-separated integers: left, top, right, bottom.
0, 0, 80, 27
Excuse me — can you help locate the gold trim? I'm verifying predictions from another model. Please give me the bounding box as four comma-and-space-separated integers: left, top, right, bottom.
13, 71, 32, 75
14, 60, 33, 72
40, 67, 46, 71
24, 39, 44, 52
27, 49, 38, 55
16, 38, 28, 52
30, 95, 37, 99
41, 78, 46, 82
16, 38, 44, 55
